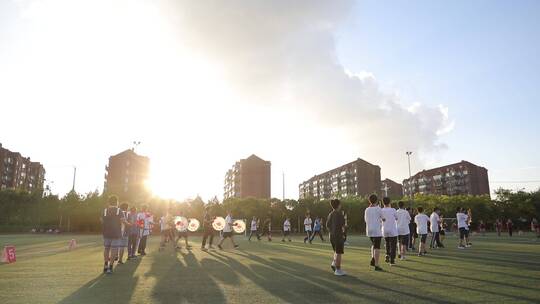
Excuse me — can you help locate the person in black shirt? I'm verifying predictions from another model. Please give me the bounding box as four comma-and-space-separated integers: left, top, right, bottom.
326, 199, 346, 276
102, 195, 122, 274
201, 206, 215, 251
260, 215, 272, 241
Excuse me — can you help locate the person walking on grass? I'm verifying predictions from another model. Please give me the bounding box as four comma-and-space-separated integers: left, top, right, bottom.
414, 207, 429, 256
201, 206, 216, 251
365, 194, 384, 271
248, 216, 261, 241
495, 218, 503, 237
101, 195, 122, 274
507, 219, 513, 237
310, 217, 325, 243
396, 201, 411, 261
457, 207, 471, 249
282, 217, 292, 242
159, 210, 173, 251
381, 197, 398, 265
407, 207, 417, 251
304, 213, 313, 244
327, 199, 346, 276
127, 206, 139, 260
429, 207, 444, 249
218, 211, 239, 250
175, 211, 191, 250
532, 218, 540, 239
259, 215, 272, 241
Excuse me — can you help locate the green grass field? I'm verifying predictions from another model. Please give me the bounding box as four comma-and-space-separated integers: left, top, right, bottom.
1, 233, 539, 304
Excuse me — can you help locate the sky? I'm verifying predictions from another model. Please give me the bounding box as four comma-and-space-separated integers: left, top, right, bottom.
0, 0, 539, 201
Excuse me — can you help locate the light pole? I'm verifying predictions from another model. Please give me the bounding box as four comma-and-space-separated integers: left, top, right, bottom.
406, 151, 413, 206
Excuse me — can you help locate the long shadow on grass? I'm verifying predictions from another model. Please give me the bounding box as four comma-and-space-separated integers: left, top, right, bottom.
146, 249, 226, 303
398, 263, 539, 293
207, 250, 387, 304
387, 265, 540, 303
58, 258, 142, 304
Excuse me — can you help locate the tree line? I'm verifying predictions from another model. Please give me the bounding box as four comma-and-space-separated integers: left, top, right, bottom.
0, 188, 539, 233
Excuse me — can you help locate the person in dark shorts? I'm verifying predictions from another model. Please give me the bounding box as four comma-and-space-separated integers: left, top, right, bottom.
365, 194, 384, 271
117, 202, 131, 263
259, 215, 272, 241
407, 207, 417, 250
414, 207, 429, 256
457, 207, 471, 249
201, 206, 215, 251
102, 195, 122, 274
217, 211, 239, 250
326, 199, 346, 276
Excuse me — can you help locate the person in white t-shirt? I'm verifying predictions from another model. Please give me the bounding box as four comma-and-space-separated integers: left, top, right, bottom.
414, 207, 430, 256
364, 194, 384, 271
217, 211, 239, 250
158, 210, 173, 251
429, 207, 444, 249
456, 207, 470, 249
303, 214, 313, 244
381, 197, 398, 265
396, 201, 411, 260
175, 210, 191, 250
248, 216, 261, 241
282, 217, 292, 242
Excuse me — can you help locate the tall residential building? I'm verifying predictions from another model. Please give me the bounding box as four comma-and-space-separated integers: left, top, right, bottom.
381, 178, 404, 199
403, 160, 490, 197
224, 154, 271, 200
104, 149, 150, 202
0, 143, 45, 192
299, 158, 381, 200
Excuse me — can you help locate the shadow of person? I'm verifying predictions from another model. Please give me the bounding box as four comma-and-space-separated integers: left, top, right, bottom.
58, 258, 142, 304
146, 249, 225, 304
208, 250, 388, 304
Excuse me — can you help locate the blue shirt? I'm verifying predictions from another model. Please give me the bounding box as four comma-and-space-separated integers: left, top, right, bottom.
313, 219, 321, 231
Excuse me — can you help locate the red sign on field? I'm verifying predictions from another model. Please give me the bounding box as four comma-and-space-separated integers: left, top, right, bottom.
2, 245, 16, 264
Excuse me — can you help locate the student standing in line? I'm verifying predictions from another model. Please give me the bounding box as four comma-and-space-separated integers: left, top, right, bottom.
303, 213, 313, 244
326, 199, 346, 276
429, 207, 444, 249
282, 217, 292, 242
126, 206, 139, 260
101, 196, 122, 274
159, 210, 173, 251
396, 201, 411, 261
365, 194, 384, 271
414, 207, 430, 256
248, 216, 261, 241
381, 197, 398, 265
117, 202, 131, 263
495, 218, 503, 236
137, 205, 153, 256
201, 206, 215, 251
310, 217, 325, 242
217, 210, 239, 250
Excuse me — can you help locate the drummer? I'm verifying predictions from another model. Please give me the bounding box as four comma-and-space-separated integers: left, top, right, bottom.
217, 210, 239, 250
175, 210, 192, 250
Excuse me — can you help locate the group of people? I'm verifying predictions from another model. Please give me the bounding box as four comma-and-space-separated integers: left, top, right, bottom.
101, 196, 153, 274
326, 194, 472, 276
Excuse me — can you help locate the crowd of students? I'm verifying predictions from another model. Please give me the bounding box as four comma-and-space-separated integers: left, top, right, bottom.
101, 193, 539, 276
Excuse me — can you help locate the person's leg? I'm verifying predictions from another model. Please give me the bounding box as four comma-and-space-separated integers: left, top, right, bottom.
384, 237, 390, 262
140, 235, 147, 254
202, 231, 208, 248
209, 233, 214, 248
248, 231, 253, 241
103, 242, 110, 271
436, 232, 443, 247
335, 253, 342, 270
430, 232, 436, 249
304, 231, 310, 243
391, 237, 397, 263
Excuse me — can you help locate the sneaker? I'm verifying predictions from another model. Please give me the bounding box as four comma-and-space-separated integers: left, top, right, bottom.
370, 257, 375, 266
397, 254, 401, 259
218, 245, 223, 250
374, 266, 383, 271
465, 244, 471, 248
458, 246, 465, 249
331, 263, 336, 271
400, 256, 406, 261
234, 245, 239, 249
385, 255, 390, 263
103, 265, 109, 273
334, 269, 346, 276
418, 253, 423, 257
106, 267, 112, 274
201, 247, 208, 252
390, 261, 396, 266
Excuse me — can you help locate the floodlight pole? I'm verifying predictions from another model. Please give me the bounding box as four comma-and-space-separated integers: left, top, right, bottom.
406, 151, 413, 207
